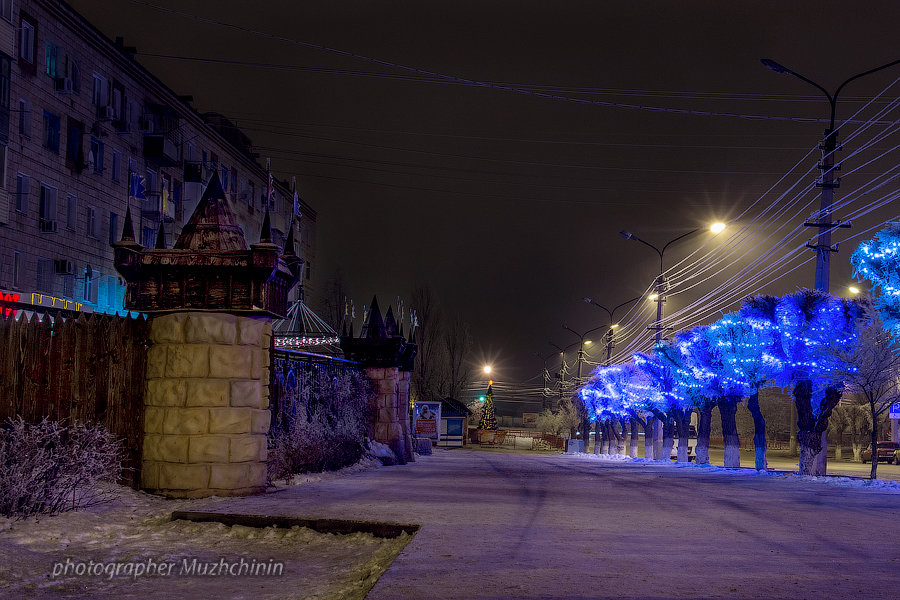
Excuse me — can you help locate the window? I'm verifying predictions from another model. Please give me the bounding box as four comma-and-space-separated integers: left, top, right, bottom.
87, 205, 97, 238
19, 18, 35, 66
39, 184, 57, 232
221, 165, 229, 190
173, 180, 182, 221
146, 169, 158, 196
15, 173, 28, 213
89, 137, 104, 173
141, 226, 154, 249
0, 0, 13, 23
42, 110, 60, 153
36, 258, 53, 293
65, 118, 83, 169
67, 57, 81, 94
248, 181, 255, 209
108, 212, 118, 245
44, 41, 58, 78
0, 144, 6, 190
83, 266, 98, 304
12, 251, 20, 288
18, 98, 30, 137
60, 272, 74, 299
111, 151, 121, 182
111, 81, 124, 120
231, 169, 237, 195
66, 194, 76, 230
305, 262, 311, 280
0, 54, 9, 110
91, 73, 108, 107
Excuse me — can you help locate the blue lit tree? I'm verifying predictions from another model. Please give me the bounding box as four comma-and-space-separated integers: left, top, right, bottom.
767, 290, 863, 476
676, 325, 749, 467
703, 314, 770, 469
581, 363, 637, 455
633, 349, 689, 462
851, 223, 900, 340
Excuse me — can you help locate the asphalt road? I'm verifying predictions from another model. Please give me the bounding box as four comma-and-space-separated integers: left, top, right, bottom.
199, 450, 900, 600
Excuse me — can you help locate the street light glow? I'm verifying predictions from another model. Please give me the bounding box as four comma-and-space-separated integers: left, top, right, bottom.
584, 340, 592, 346
648, 293, 659, 301
483, 365, 492, 374
710, 222, 726, 234
848, 286, 860, 294
610, 323, 620, 329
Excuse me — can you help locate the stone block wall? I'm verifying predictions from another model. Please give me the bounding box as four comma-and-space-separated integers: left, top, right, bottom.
141, 312, 272, 497
367, 365, 412, 463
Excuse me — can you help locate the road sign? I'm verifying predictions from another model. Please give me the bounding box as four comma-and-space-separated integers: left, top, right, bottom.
890, 403, 900, 419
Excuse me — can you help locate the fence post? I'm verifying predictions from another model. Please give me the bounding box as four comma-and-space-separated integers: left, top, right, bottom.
113, 173, 300, 497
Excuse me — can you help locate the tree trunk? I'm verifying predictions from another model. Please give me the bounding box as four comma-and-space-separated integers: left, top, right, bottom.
593, 419, 602, 454
794, 381, 842, 476
833, 427, 843, 461
718, 397, 740, 467
870, 401, 879, 480
629, 417, 640, 457
615, 418, 627, 455
652, 418, 663, 460
852, 442, 862, 462
815, 430, 828, 475
674, 409, 690, 463
643, 417, 655, 459
747, 390, 767, 471
660, 416, 675, 461
600, 421, 611, 454
696, 403, 712, 465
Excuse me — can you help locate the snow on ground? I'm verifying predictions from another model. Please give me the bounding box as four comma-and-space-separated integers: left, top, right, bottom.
0, 457, 407, 600
567, 451, 900, 491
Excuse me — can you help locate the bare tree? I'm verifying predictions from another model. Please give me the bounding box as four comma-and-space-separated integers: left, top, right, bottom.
442, 314, 473, 401
411, 284, 444, 403
319, 269, 352, 332
823, 316, 900, 479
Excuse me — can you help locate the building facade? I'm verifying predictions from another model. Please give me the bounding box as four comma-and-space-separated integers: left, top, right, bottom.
0, 0, 316, 314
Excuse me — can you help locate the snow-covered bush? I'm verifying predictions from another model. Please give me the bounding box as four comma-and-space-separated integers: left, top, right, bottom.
268, 370, 372, 482
0, 417, 123, 519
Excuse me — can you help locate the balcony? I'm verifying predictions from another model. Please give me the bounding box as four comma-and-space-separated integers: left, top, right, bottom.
140, 193, 174, 222
143, 133, 179, 167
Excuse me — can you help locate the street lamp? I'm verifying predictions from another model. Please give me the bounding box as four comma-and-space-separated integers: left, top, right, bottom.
619, 222, 725, 344
761, 58, 900, 292
583, 296, 642, 365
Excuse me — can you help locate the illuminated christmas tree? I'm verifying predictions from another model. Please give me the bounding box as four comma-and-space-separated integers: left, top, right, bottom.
478, 383, 498, 430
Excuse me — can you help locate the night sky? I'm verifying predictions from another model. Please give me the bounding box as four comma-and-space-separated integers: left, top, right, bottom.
70, 0, 899, 404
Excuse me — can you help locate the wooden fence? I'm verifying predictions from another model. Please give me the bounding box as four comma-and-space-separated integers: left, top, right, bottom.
0, 304, 149, 488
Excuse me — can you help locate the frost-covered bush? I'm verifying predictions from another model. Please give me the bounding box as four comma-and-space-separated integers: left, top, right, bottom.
0, 417, 123, 519
268, 370, 372, 482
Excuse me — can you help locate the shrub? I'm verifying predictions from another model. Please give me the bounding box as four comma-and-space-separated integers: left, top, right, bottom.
0, 417, 123, 519
268, 369, 372, 482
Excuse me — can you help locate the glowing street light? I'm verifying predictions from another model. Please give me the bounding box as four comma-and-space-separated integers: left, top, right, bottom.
848, 286, 860, 295
710, 222, 726, 234
483, 365, 492, 374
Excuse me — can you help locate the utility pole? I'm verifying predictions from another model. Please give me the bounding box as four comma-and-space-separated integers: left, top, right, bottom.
762, 58, 900, 459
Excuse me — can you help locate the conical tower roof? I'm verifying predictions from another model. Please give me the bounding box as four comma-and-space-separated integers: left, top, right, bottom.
174, 171, 248, 251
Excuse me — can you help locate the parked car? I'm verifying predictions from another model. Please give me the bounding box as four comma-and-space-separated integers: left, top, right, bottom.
861, 441, 900, 464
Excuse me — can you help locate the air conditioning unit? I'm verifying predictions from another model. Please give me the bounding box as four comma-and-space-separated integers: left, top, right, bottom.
54, 259, 74, 275
55, 77, 74, 94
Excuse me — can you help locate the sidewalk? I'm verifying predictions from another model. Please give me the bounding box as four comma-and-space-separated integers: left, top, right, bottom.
193, 448, 900, 600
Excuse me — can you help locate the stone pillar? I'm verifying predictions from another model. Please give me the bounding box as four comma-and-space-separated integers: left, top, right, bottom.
141, 313, 273, 497
341, 297, 417, 464
113, 172, 301, 497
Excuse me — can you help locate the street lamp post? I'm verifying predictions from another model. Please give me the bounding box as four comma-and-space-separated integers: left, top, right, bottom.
583, 296, 642, 365
620, 224, 723, 344
761, 58, 900, 292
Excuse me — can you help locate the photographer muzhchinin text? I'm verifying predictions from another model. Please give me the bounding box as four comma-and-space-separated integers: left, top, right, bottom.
50, 557, 285, 580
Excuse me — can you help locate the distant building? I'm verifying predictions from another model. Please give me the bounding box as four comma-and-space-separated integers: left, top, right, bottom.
0, 0, 316, 314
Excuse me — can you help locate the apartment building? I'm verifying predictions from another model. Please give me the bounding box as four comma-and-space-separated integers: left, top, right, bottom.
0, 0, 316, 314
